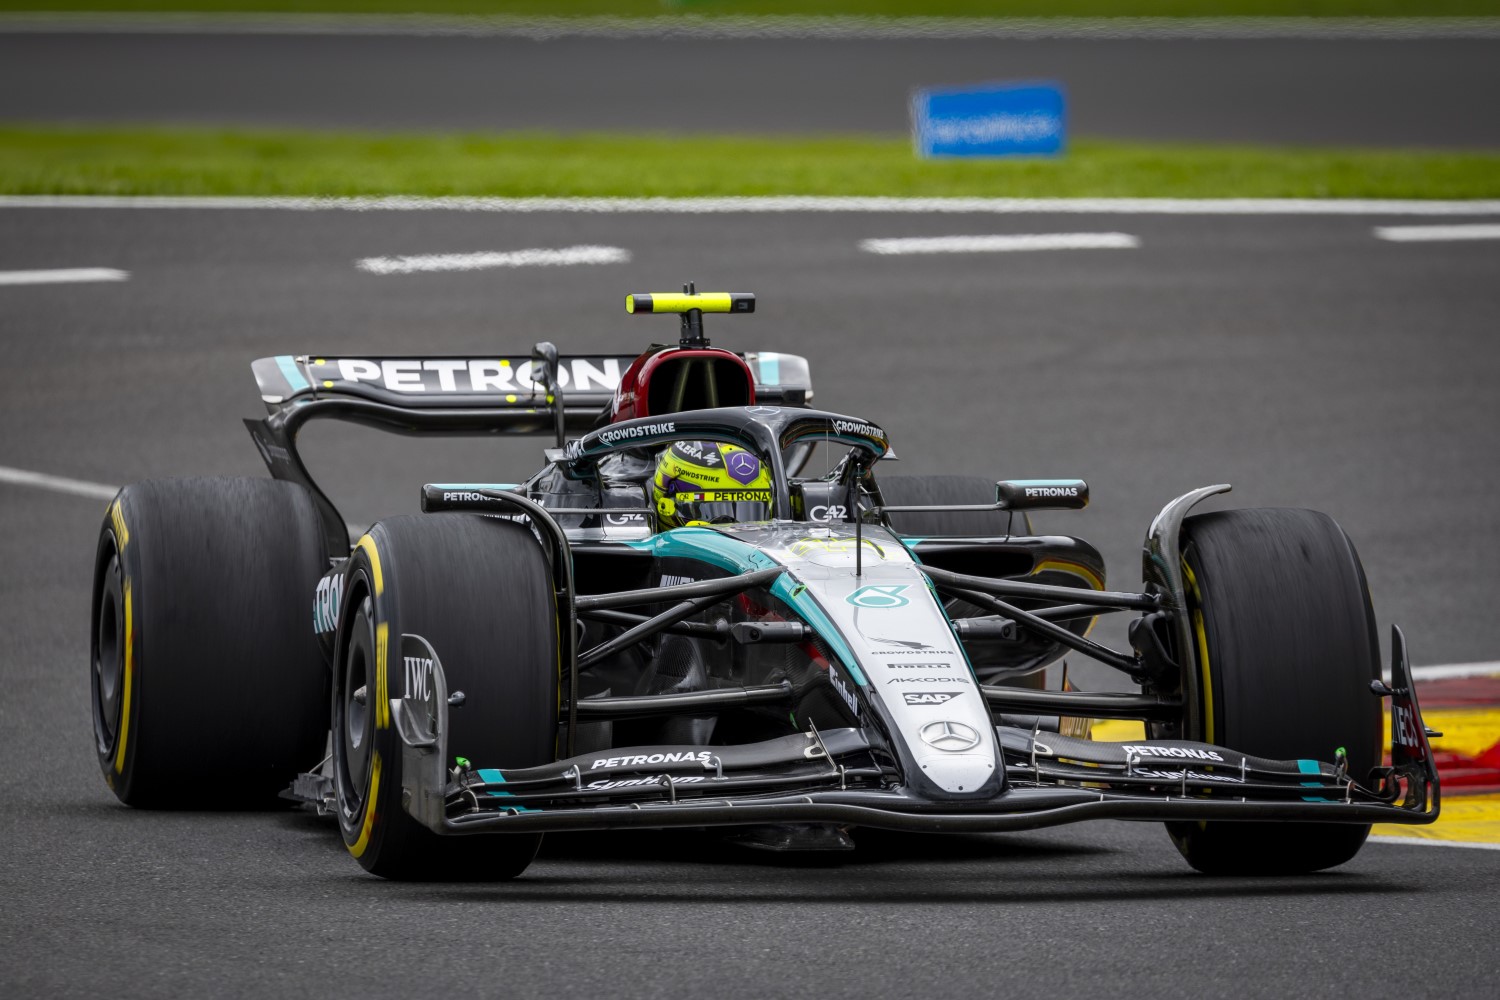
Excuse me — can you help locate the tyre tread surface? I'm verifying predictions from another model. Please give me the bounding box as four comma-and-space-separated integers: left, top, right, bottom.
1168, 507, 1380, 875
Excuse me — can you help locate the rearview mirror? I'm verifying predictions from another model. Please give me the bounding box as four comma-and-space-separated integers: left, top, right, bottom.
995, 479, 1089, 511
530, 341, 560, 396
530, 341, 565, 447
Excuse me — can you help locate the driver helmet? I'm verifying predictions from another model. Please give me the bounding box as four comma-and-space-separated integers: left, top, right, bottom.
652, 440, 773, 529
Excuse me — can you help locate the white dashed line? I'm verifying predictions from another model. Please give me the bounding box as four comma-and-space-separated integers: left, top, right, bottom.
0, 267, 128, 286
357, 245, 630, 274
1375, 223, 1500, 242
860, 232, 1139, 255
4, 196, 1500, 216
1368, 837, 1500, 851
2, 14, 1499, 41
0, 465, 118, 501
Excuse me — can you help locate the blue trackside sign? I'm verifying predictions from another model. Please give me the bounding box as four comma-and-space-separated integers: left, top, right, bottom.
911, 81, 1066, 158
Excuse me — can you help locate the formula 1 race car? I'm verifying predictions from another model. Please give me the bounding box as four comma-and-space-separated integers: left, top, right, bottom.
89, 288, 1440, 880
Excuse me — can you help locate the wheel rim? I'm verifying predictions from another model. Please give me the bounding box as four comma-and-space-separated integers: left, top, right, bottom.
92, 549, 125, 758
344, 636, 369, 783
334, 595, 375, 827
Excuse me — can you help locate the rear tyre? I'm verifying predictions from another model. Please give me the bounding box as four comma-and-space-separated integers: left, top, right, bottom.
878, 475, 1042, 688
333, 514, 559, 880
90, 478, 329, 807
877, 475, 1032, 538
1166, 508, 1381, 875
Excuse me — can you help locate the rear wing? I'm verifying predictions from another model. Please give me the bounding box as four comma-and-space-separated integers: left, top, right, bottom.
251, 351, 811, 417
245, 350, 812, 557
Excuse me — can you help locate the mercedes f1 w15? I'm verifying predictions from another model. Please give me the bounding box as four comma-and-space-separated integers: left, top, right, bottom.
90, 289, 1439, 880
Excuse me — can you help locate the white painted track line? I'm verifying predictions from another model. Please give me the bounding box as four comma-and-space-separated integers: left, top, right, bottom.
1375, 223, 1500, 242
0, 267, 128, 286
861, 232, 1138, 255
358, 245, 629, 275
0, 465, 118, 501
1379, 661, 1500, 683
3, 14, 1500, 41
1369, 836, 1500, 851
1411, 661, 1500, 681
4, 196, 1500, 216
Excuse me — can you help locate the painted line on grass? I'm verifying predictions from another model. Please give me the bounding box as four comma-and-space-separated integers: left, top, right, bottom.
3, 14, 1500, 41
0, 267, 128, 286
358, 245, 629, 275
1375, 223, 1500, 242
5, 196, 1500, 216
0, 465, 118, 501
861, 232, 1138, 255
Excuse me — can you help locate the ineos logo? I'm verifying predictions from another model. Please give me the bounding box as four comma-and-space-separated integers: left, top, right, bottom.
1393, 704, 1424, 754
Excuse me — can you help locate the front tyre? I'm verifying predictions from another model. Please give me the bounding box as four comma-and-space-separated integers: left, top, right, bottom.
333, 514, 559, 880
1166, 508, 1381, 875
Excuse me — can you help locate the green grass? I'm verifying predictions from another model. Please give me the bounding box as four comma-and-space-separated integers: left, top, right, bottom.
4, 2, 1499, 18
3, 127, 1498, 199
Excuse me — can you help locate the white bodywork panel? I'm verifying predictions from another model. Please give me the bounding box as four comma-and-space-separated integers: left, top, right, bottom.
751, 525, 998, 794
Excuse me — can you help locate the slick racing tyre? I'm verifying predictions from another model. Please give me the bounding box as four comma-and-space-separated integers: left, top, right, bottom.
1167, 508, 1381, 875
90, 478, 329, 807
333, 514, 559, 881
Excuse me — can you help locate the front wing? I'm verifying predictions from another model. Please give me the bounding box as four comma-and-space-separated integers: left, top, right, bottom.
389, 627, 1439, 838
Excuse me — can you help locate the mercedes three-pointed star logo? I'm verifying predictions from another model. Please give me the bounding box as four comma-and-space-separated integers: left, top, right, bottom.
919, 720, 981, 752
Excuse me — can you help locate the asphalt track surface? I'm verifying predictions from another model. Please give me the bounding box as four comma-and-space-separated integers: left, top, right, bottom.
2, 203, 1499, 998
4, 32, 1500, 147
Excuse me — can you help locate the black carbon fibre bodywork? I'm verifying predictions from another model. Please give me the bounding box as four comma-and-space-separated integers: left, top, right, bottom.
247, 348, 1438, 853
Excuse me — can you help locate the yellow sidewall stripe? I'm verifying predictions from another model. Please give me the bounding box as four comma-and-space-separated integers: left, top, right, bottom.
1033, 558, 1104, 593
113, 577, 134, 774
348, 532, 389, 859
1030, 558, 1106, 638
375, 622, 390, 730
1180, 561, 1215, 747
356, 534, 383, 596
109, 498, 129, 551
348, 751, 382, 859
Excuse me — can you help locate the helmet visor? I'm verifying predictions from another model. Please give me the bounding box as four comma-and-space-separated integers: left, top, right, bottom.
669, 489, 772, 525
683, 500, 771, 525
